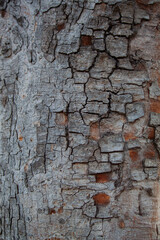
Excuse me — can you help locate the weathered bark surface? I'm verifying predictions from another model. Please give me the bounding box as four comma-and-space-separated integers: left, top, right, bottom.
0, 0, 160, 239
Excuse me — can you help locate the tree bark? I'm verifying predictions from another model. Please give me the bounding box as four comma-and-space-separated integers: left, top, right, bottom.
0, 0, 160, 239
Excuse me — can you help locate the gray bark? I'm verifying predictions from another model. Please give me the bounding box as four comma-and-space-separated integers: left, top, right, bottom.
0, 0, 160, 239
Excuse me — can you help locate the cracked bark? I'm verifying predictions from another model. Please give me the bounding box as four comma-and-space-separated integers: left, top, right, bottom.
0, 0, 160, 240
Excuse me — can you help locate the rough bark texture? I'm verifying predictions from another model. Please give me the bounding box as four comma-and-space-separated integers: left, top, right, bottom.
0, 0, 160, 239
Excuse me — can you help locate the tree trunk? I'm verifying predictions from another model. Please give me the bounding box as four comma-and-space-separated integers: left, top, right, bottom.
0, 0, 160, 239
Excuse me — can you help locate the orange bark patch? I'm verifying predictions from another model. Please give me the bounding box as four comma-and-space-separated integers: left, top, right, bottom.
129, 149, 139, 162
24, 164, 28, 172
22, 95, 26, 99
96, 173, 111, 183
56, 112, 68, 126
48, 208, 56, 215
144, 148, 155, 159
93, 193, 110, 205
81, 35, 92, 46
51, 144, 54, 152
124, 132, 136, 141
90, 122, 100, 141
150, 99, 160, 113
99, 3, 107, 11
0, 10, 6, 18
57, 206, 63, 214
119, 220, 125, 229
18, 135, 23, 141
151, 70, 160, 88
57, 23, 65, 32
2, 96, 7, 107
147, 127, 155, 139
